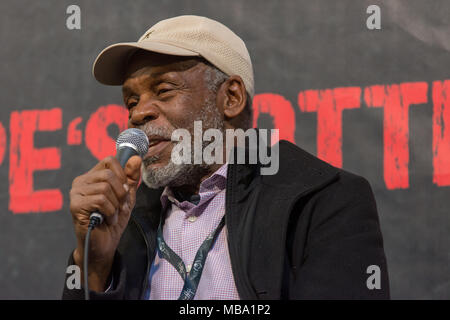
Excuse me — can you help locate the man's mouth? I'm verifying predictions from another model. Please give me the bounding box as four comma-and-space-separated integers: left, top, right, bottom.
145, 136, 172, 158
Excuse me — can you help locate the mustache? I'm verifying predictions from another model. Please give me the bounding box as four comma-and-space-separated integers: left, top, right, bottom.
137, 124, 173, 141
138, 124, 173, 167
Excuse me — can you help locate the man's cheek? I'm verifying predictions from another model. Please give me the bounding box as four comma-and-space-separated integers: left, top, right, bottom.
171, 99, 202, 130
163, 142, 176, 161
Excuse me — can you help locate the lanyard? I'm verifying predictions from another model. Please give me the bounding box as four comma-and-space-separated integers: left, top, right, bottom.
156, 215, 226, 300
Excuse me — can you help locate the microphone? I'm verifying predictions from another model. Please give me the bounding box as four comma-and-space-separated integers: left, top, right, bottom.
89, 128, 149, 226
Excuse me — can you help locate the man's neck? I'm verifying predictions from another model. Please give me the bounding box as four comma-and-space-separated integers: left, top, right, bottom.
171, 163, 222, 196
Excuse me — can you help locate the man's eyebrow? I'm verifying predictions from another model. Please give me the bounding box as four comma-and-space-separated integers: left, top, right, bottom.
148, 59, 203, 80
122, 64, 194, 95
122, 85, 134, 97
150, 70, 184, 84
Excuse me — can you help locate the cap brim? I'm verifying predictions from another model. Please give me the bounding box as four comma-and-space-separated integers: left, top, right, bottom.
92, 41, 200, 85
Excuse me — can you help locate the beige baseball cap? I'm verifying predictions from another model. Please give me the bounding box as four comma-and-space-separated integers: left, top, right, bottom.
93, 15, 255, 97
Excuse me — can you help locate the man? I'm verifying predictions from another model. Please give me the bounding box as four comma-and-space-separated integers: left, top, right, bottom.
63, 15, 389, 299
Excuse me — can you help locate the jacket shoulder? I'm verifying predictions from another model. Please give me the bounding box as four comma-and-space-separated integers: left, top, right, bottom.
277, 140, 378, 215
262, 140, 366, 190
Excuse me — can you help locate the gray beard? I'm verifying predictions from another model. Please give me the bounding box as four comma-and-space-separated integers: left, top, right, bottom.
141, 155, 210, 189
141, 94, 224, 189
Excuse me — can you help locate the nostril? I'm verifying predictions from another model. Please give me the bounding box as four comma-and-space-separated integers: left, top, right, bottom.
131, 112, 158, 127
130, 101, 160, 126
143, 115, 157, 122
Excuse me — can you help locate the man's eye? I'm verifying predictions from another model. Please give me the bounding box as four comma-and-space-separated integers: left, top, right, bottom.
157, 88, 173, 95
127, 101, 137, 109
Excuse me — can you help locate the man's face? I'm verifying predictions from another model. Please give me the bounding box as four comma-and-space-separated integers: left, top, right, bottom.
122, 50, 224, 189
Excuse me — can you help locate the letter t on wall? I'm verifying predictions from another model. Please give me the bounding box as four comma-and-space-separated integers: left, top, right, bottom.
364, 82, 428, 190
298, 87, 361, 168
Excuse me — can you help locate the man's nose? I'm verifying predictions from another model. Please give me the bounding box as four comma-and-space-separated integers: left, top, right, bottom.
130, 98, 160, 127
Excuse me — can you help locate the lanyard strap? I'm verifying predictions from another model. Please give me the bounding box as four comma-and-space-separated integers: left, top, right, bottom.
156, 215, 226, 300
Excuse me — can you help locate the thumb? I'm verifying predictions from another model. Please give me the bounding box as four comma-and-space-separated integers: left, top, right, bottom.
122, 155, 142, 215
116, 156, 141, 228
124, 155, 142, 191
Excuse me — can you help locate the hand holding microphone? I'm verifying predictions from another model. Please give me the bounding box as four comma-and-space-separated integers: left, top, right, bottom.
69, 128, 149, 295
88, 129, 149, 226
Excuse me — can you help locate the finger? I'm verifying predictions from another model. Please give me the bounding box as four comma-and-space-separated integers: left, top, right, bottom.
88, 156, 127, 184
117, 194, 133, 228
75, 182, 120, 209
80, 169, 128, 203
104, 208, 119, 226
104, 156, 128, 185
124, 156, 142, 209
73, 194, 117, 221
124, 155, 142, 184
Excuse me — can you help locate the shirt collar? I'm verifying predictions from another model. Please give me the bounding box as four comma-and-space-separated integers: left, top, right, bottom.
160, 162, 228, 210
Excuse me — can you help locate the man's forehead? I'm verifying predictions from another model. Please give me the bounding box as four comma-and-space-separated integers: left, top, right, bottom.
123, 50, 204, 85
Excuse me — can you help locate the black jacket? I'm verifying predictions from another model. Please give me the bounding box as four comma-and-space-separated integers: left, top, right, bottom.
62, 140, 390, 299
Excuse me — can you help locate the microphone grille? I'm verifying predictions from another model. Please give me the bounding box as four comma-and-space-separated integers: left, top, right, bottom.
116, 128, 149, 157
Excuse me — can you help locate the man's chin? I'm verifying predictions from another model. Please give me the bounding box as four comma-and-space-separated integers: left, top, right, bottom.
141, 160, 211, 190
141, 160, 185, 189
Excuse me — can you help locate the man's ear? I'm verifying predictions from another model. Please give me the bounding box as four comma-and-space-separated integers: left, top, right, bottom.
219, 75, 247, 121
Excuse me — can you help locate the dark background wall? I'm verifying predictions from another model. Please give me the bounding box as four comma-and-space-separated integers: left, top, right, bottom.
0, 0, 449, 299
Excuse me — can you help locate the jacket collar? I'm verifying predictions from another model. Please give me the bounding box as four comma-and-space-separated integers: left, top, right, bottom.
228, 138, 339, 200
